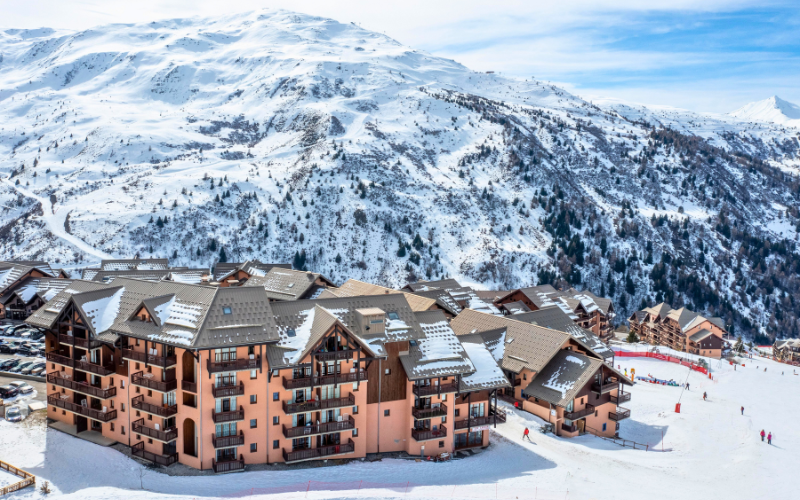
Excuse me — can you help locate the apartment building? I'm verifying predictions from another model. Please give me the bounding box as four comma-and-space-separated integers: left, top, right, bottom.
494, 285, 615, 340
31, 278, 510, 472
773, 339, 800, 365
628, 303, 727, 358
450, 310, 631, 438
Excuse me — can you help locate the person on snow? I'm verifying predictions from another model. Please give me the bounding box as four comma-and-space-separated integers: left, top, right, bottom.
703, 392, 707, 401
686, 382, 690, 391
760, 430, 766, 442
768, 432, 772, 445
741, 406, 744, 415
523, 427, 531, 442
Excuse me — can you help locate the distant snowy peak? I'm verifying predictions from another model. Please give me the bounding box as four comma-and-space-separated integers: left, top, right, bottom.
730, 96, 800, 125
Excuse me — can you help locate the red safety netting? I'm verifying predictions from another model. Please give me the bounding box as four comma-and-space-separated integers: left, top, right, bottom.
613, 350, 708, 374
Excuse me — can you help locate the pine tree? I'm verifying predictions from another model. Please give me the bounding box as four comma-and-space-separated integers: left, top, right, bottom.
335, 253, 342, 264
219, 247, 227, 263
626, 331, 639, 343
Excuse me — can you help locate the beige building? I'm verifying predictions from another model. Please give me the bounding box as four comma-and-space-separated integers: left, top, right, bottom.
628, 303, 727, 358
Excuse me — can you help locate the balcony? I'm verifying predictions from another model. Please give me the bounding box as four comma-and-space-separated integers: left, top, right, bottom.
131, 372, 178, 393
132, 395, 178, 417
74, 359, 115, 377
282, 370, 368, 390
207, 356, 261, 374
213, 405, 244, 423
283, 416, 356, 439
610, 392, 632, 404
561, 422, 578, 434
609, 408, 631, 421
412, 403, 447, 420
453, 410, 507, 430
46, 352, 74, 367
212, 381, 245, 398
213, 455, 245, 473
181, 380, 197, 393
133, 418, 178, 443
412, 425, 447, 442
132, 442, 179, 467
512, 379, 521, 387
58, 334, 103, 350
47, 394, 117, 422
591, 380, 619, 394
122, 348, 177, 368
564, 403, 595, 420
283, 438, 355, 463
47, 372, 117, 399
213, 431, 245, 449
316, 348, 359, 362
412, 382, 459, 397
283, 394, 355, 415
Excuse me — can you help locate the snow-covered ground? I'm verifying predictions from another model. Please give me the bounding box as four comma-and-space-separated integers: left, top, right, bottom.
1, 352, 795, 500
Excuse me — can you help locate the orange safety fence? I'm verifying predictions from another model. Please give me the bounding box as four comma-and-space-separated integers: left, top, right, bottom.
613, 351, 709, 374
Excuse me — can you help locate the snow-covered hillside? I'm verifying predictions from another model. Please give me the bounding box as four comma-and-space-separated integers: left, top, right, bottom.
730, 96, 800, 126
0, 10, 799, 339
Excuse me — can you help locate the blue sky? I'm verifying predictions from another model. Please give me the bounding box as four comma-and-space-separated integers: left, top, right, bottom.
2, 0, 798, 113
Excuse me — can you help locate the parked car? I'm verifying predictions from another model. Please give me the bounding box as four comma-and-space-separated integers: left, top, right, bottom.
0, 359, 22, 371
10, 361, 35, 373
7, 381, 33, 394
0, 385, 19, 399
29, 366, 46, 377
0, 343, 15, 354
21, 363, 42, 375
4, 325, 24, 336
4, 405, 24, 422
30, 332, 45, 341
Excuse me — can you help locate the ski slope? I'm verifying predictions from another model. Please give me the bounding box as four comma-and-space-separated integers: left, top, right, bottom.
1, 351, 795, 500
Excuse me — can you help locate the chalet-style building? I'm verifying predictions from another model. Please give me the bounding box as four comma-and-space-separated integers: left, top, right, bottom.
773, 339, 800, 365
212, 261, 291, 286
628, 303, 727, 359
242, 268, 335, 301
82, 258, 171, 280
401, 279, 503, 316
495, 285, 615, 340
0, 261, 68, 319
32, 279, 510, 472
450, 310, 631, 438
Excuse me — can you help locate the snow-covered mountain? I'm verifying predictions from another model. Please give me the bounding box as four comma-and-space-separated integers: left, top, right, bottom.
0, 10, 799, 340
730, 96, 800, 126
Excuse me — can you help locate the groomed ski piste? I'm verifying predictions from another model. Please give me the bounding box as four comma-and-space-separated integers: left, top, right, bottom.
1, 345, 794, 500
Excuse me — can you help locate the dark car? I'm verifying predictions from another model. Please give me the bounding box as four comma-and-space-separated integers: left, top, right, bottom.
0, 344, 15, 354
0, 385, 19, 399
30, 332, 45, 341
0, 359, 21, 370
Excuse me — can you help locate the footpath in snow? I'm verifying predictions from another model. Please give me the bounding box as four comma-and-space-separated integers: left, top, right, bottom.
0, 351, 796, 500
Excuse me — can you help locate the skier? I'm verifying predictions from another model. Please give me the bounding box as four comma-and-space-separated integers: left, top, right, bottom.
760, 430, 765, 442
686, 382, 690, 391
523, 427, 531, 442
741, 406, 744, 415
703, 392, 707, 401
764, 368, 767, 372
768, 432, 772, 445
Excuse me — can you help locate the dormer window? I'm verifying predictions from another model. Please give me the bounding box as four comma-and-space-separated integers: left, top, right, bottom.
223, 307, 232, 315
287, 329, 296, 337
387, 312, 399, 320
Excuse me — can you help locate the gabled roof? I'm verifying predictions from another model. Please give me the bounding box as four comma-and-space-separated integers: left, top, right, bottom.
90, 269, 171, 283
399, 310, 474, 380
473, 290, 511, 303
522, 351, 604, 407
563, 288, 614, 315
446, 287, 503, 316
167, 268, 211, 284
689, 329, 714, 342
408, 288, 463, 316
100, 258, 170, 271
457, 330, 512, 392
0, 277, 73, 305
402, 278, 463, 293
26, 280, 111, 329
643, 302, 673, 321
513, 308, 614, 361
242, 268, 334, 301
0, 261, 59, 293
500, 300, 531, 315
213, 261, 290, 282
322, 279, 437, 312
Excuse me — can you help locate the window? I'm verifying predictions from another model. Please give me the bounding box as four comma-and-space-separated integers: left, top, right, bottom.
121, 403, 125, 412
250, 369, 257, 379
273, 392, 279, 401
523, 373, 527, 380
353, 429, 358, 437
602, 423, 607, 432
439, 441, 444, 448
273, 416, 279, 425
273, 440, 279, 449
148, 438, 153, 444
384, 368, 391, 376
595, 410, 598, 417
120, 380, 125, 389
442, 394, 447, 401
387, 312, 399, 320
353, 406, 358, 415
121, 426, 125, 435
441, 416, 447, 423
250, 443, 257, 453
250, 419, 257, 428
384, 409, 390, 417
454, 409, 460, 417
223, 306, 232, 315
110, 423, 115, 431
250, 395, 257, 404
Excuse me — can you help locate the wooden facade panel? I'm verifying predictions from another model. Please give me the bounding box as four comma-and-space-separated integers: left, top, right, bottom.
367, 341, 407, 404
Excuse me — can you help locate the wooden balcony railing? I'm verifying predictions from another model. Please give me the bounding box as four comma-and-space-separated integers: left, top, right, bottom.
564, 403, 595, 420
212, 405, 244, 423
411, 425, 447, 442
610, 393, 632, 404
207, 356, 261, 374
58, 334, 103, 350
609, 408, 631, 421
132, 418, 178, 443
74, 359, 115, 377
47, 394, 117, 422
453, 410, 507, 430
282, 439, 355, 463
131, 372, 178, 393
212, 455, 245, 473
315, 349, 359, 362
591, 380, 619, 394
181, 380, 197, 393
212, 381, 245, 398
561, 422, 578, 433
282, 370, 368, 390
412, 382, 458, 397
47, 372, 116, 399
121, 348, 177, 368
132, 395, 178, 417
46, 351, 74, 367
132, 442, 179, 466
282, 416, 356, 439
412, 403, 447, 420
212, 431, 245, 449
283, 394, 355, 415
